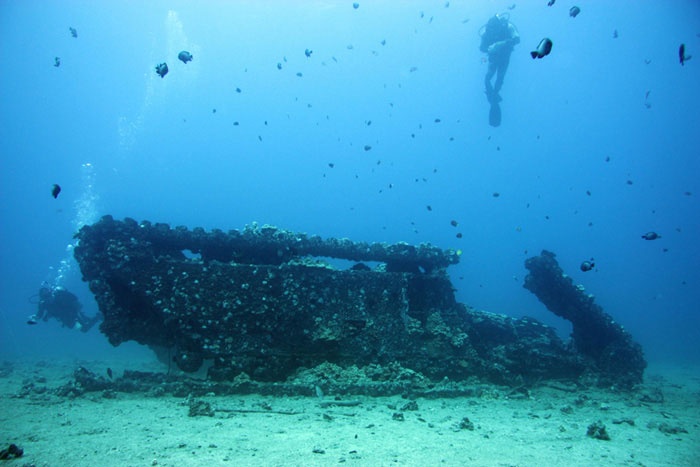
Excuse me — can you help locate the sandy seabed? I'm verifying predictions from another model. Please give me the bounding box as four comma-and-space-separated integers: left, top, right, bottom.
1, 360, 698, 467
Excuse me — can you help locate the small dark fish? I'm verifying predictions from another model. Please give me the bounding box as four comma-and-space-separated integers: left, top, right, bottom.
305, 48, 313, 58
569, 6, 581, 17
679, 44, 692, 66
508, 4, 516, 10
434, 118, 441, 123
353, 2, 359, 9
277, 62, 283, 70
450, 220, 458, 227
236, 87, 241, 93
456, 233, 463, 238
69, 27, 77, 38
51, 184, 61, 199
107, 368, 113, 379
296, 72, 303, 77
364, 145, 372, 151
409, 66, 418, 72
212, 109, 216, 113
492, 192, 500, 198
426, 205, 432, 211
380, 39, 386, 46
155, 62, 168, 78
644, 59, 651, 65
641, 232, 661, 240
178, 51, 193, 64
613, 30, 618, 39
531, 38, 553, 59
547, 0, 555, 6
580, 260, 595, 272
54, 57, 61, 67
328, 162, 335, 168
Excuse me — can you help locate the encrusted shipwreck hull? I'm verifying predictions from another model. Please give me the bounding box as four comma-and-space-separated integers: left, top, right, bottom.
523, 250, 646, 387
74, 216, 637, 386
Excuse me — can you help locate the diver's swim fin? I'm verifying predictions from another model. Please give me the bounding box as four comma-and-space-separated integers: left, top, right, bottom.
489, 102, 502, 127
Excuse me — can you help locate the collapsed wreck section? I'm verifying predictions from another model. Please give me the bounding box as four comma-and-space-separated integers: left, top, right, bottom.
523, 250, 646, 387
75, 216, 593, 386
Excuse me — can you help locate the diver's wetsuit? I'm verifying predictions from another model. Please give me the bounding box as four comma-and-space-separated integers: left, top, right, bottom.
34, 287, 100, 332
480, 16, 520, 103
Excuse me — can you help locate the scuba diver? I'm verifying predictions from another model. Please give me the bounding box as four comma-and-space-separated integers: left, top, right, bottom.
27, 286, 101, 333
479, 13, 520, 126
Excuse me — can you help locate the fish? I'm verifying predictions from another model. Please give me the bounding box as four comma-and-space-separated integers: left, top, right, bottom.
178, 51, 193, 64
155, 62, 168, 78
54, 57, 61, 67
641, 232, 661, 240
679, 44, 692, 65
69, 27, 77, 38
580, 260, 595, 272
51, 184, 61, 199
305, 48, 313, 58
547, 0, 555, 5
107, 368, 113, 379
450, 220, 458, 227
569, 6, 581, 17
531, 38, 553, 59
353, 2, 359, 9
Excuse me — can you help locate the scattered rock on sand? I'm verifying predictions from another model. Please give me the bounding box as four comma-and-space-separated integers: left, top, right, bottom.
586, 420, 611, 440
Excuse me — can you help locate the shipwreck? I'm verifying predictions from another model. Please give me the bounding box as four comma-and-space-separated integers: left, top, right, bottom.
73, 216, 645, 388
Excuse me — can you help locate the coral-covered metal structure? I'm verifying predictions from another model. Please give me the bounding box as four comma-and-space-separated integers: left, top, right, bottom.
73, 216, 643, 386
523, 250, 646, 387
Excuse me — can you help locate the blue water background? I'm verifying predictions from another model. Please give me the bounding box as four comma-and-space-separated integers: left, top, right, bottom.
1, 1, 698, 367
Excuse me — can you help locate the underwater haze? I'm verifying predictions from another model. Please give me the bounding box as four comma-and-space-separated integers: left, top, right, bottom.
1, 0, 699, 368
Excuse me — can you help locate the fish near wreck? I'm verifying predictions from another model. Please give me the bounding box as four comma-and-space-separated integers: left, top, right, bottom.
679, 44, 691, 65
178, 51, 193, 64
531, 38, 553, 59
155, 62, 168, 78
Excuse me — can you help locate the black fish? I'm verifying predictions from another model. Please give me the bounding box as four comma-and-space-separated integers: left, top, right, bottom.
580, 260, 594, 272
547, 0, 555, 5
531, 38, 553, 59
107, 368, 113, 379
178, 51, 193, 64
155, 62, 168, 78
51, 184, 61, 199
569, 6, 581, 17
54, 57, 61, 67
69, 27, 77, 38
679, 44, 692, 66
641, 231, 661, 240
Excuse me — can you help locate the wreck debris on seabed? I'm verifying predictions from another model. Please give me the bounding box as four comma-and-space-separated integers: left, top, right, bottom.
523, 250, 646, 388
71, 216, 646, 396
